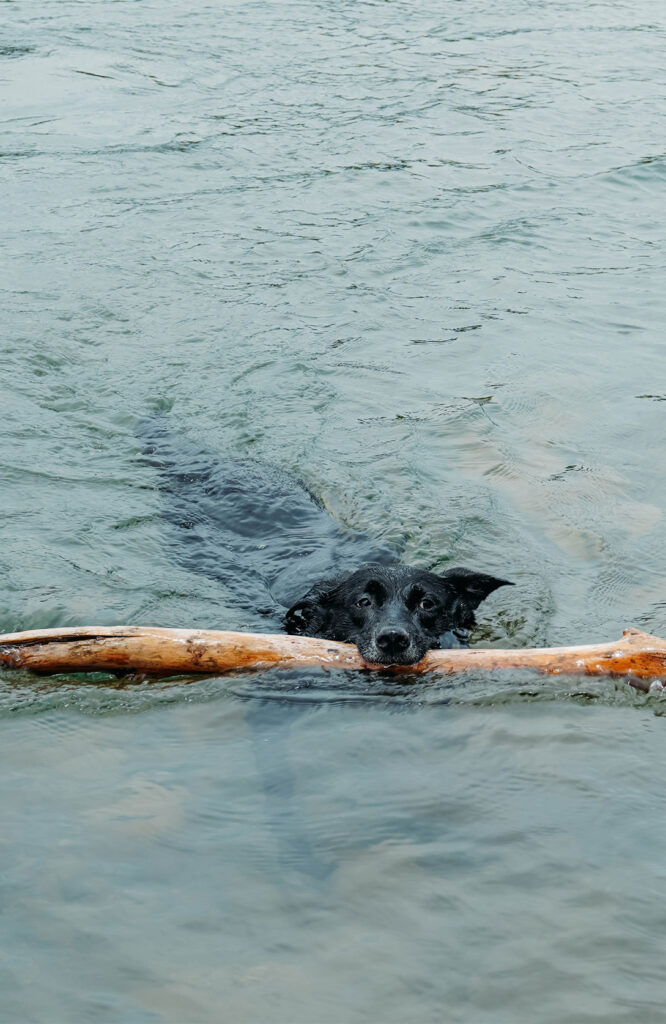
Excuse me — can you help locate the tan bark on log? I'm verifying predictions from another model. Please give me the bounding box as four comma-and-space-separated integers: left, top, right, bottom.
1, 626, 665, 692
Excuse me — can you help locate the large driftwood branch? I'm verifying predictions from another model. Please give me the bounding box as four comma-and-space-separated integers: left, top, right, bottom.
1, 626, 665, 693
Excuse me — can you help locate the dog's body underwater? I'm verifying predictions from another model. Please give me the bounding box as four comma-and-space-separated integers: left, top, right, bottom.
139, 418, 513, 666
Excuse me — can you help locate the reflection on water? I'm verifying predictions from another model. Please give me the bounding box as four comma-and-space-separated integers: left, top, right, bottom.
3, 689, 666, 1023
2, 0, 666, 1019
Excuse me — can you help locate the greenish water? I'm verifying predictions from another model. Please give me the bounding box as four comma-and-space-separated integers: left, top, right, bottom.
2, 1, 666, 1021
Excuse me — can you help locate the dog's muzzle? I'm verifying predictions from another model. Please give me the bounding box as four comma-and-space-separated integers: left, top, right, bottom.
357, 630, 429, 667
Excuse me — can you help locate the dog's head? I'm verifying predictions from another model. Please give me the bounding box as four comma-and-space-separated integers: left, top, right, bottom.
284, 564, 513, 666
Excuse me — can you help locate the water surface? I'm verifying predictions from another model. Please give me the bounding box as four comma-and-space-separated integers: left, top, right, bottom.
2, 1, 666, 1021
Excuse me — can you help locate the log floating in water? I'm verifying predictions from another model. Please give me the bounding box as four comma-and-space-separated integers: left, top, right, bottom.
1, 626, 665, 693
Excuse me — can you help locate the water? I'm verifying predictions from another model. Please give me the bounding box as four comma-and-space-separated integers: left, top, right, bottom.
2, 0, 666, 1020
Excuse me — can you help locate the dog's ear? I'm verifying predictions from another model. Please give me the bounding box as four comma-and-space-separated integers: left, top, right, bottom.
284, 578, 338, 637
284, 598, 318, 635
441, 568, 514, 610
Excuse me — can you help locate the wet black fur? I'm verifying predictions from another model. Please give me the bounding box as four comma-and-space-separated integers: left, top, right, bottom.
139, 417, 513, 664
286, 564, 512, 665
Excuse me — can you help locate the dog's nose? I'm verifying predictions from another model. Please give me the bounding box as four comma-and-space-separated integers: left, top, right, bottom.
376, 629, 410, 654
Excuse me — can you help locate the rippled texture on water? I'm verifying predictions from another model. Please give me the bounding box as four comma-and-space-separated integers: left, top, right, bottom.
2, 0, 666, 1021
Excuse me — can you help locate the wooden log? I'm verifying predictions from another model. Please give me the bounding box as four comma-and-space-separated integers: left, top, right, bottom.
1, 625, 665, 692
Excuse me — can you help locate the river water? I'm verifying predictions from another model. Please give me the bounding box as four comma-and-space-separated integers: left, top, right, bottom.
2, 1, 666, 1021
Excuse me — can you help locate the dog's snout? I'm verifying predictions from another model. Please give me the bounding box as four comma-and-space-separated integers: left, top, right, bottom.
376, 629, 410, 654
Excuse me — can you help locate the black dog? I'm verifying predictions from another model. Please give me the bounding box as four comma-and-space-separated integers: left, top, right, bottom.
285, 564, 512, 665
139, 418, 513, 665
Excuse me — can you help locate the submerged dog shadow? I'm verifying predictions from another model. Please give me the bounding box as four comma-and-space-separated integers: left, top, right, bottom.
0, 663, 656, 900
220, 665, 655, 893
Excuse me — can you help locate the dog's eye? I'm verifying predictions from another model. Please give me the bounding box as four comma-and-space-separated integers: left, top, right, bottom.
356, 596, 372, 608
419, 597, 436, 611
